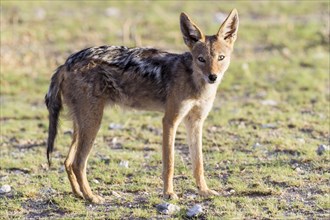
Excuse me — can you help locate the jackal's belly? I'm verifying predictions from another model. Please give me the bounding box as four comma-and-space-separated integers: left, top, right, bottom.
104, 70, 168, 112
103, 78, 166, 112
118, 96, 165, 112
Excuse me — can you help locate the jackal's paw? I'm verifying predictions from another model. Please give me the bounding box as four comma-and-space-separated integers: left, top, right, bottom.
163, 192, 179, 200
87, 194, 105, 204
198, 189, 220, 197
73, 190, 84, 199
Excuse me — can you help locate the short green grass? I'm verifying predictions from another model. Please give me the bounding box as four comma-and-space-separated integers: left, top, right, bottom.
1, 1, 329, 219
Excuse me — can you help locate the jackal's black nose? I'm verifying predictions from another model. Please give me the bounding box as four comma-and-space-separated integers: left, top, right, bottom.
208, 74, 217, 82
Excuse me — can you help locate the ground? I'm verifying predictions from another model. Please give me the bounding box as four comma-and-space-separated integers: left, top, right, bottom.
0, 1, 329, 219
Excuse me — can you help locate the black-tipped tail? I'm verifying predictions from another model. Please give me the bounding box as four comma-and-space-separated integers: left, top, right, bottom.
45, 67, 63, 167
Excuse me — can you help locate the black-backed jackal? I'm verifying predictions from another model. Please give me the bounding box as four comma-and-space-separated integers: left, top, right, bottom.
45, 9, 239, 203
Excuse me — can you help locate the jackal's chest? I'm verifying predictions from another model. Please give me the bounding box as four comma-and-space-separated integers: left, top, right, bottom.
190, 90, 217, 116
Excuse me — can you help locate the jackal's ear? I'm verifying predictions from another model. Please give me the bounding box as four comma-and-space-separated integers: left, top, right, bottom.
217, 9, 239, 46
180, 12, 205, 49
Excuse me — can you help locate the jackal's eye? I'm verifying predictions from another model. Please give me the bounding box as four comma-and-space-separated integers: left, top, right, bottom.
218, 55, 225, 61
197, 57, 206, 63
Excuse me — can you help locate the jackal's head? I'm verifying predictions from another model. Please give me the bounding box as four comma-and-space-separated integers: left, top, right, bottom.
180, 9, 239, 84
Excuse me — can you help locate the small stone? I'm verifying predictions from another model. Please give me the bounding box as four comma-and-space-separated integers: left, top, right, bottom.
316, 144, 330, 155
252, 142, 262, 149
39, 187, 56, 195
260, 100, 278, 106
156, 202, 180, 215
297, 138, 305, 144
292, 163, 299, 169
119, 160, 129, 168
187, 204, 203, 217
59, 166, 65, 173
35, 7, 46, 20
242, 63, 249, 71
238, 122, 246, 129
105, 7, 120, 17
187, 194, 197, 200
93, 179, 100, 184
229, 189, 236, 194
109, 123, 124, 130
281, 47, 291, 58
0, 176, 8, 181
111, 190, 121, 198
261, 123, 277, 129
111, 137, 118, 145
0, 185, 11, 194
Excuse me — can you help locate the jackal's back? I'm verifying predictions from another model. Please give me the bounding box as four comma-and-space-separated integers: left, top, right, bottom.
62, 45, 192, 111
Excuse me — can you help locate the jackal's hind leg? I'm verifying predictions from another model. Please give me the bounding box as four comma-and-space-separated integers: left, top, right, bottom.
64, 123, 83, 199
70, 99, 105, 204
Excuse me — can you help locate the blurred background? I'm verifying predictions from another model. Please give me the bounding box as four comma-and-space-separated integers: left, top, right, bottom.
0, 1, 329, 219
1, 1, 329, 115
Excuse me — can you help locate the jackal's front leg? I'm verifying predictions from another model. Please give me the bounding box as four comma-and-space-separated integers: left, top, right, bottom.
184, 114, 219, 197
162, 116, 180, 200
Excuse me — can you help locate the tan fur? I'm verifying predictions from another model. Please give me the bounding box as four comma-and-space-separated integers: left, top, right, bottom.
46, 9, 239, 203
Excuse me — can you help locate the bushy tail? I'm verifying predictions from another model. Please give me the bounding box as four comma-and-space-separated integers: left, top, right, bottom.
45, 66, 64, 167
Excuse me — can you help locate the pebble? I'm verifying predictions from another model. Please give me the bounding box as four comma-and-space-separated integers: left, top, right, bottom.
111, 137, 118, 145
187, 194, 197, 200
0, 185, 11, 194
35, 7, 46, 20
59, 166, 65, 173
260, 100, 278, 106
252, 142, 262, 149
0, 176, 8, 181
119, 160, 129, 168
156, 202, 180, 215
93, 179, 100, 184
261, 123, 277, 129
109, 123, 124, 130
105, 7, 120, 17
242, 63, 249, 71
297, 138, 305, 144
111, 190, 121, 198
316, 144, 329, 155
292, 163, 299, 169
187, 204, 203, 217
39, 187, 56, 195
